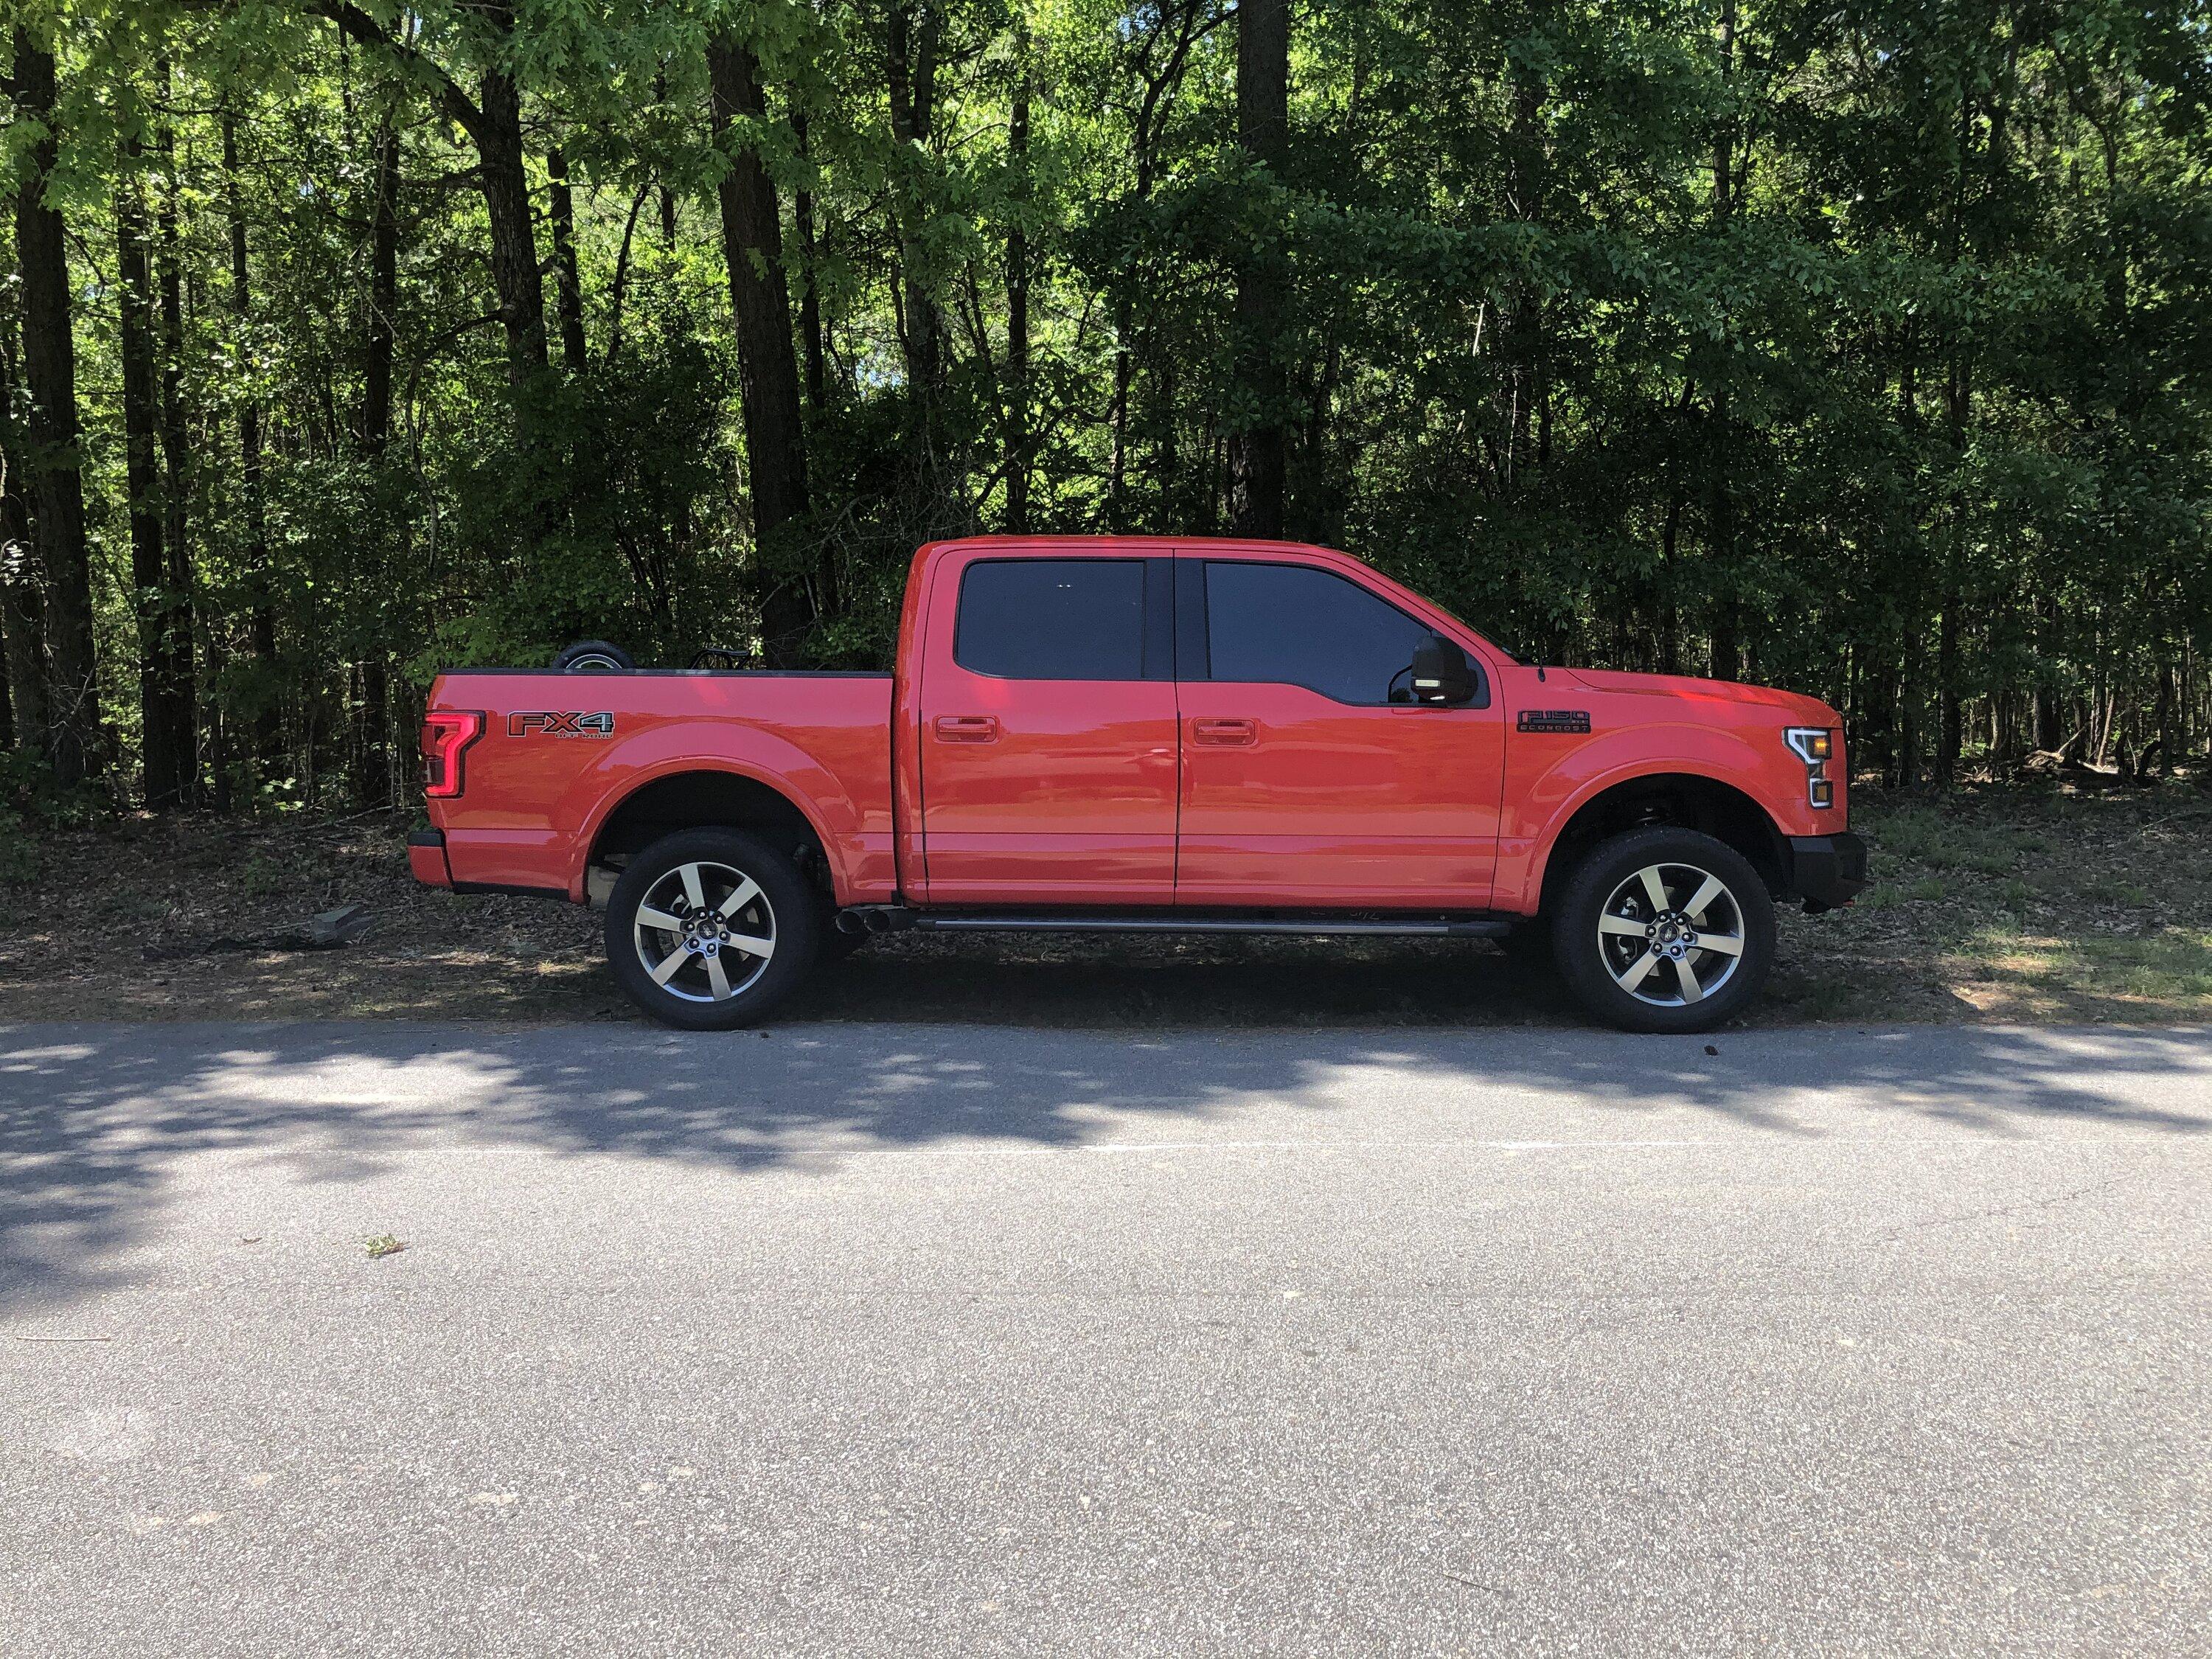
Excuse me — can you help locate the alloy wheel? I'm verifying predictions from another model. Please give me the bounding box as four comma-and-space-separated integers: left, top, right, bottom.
632, 860, 777, 1004
1595, 861, 1747, 1008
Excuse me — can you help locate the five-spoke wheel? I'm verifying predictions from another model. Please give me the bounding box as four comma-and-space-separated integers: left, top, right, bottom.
605, 828, 819, 1029
1553, 827, 1774, 1033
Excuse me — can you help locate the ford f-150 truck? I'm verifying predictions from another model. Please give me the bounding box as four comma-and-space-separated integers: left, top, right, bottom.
409, 536, 1867, 1033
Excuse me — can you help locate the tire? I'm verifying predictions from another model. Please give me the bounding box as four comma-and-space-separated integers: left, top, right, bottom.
1550, 826, 1774, 1034
605, 828, 821, 1030
552, 639, 635, 672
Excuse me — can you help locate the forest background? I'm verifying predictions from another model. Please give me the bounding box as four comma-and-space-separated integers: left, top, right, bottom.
2, 0, 2208, 817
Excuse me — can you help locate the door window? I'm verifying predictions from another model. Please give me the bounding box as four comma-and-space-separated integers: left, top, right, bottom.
954, 559, 1147, 681
1203, 561, 1438, 705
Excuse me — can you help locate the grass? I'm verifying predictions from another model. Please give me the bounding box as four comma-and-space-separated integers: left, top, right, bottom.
1762, 782, 2212, 1023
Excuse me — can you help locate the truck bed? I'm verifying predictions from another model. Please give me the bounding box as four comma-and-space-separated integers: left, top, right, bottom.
420, 669, 896, 901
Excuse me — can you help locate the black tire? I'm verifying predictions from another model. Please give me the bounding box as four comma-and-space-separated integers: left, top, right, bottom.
552, 639, 635, 672
605, 828, 821, 1030
1550, 826, 1774, 1034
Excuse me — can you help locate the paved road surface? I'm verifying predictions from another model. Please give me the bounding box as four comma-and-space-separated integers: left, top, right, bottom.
3, 1020, 2208, 1655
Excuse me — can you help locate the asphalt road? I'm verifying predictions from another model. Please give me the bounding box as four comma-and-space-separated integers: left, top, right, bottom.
2, 1020, 2208, 1656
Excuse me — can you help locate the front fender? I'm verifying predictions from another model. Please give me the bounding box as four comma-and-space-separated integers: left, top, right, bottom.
1498, 722, 1790, 915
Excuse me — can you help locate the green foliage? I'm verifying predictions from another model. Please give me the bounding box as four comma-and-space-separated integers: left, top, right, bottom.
3, 0, 2210, 807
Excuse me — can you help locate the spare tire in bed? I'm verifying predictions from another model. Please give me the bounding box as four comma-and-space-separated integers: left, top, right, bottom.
551, 639, 636, 672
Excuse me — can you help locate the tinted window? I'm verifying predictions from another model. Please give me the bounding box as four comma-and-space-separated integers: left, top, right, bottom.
955, 560, 1147, 680
1204, 562, 1435, 703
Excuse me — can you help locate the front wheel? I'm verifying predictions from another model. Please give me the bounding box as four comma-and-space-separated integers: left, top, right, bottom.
1551, 827, 1774, 1034
605, 828, 821, 1030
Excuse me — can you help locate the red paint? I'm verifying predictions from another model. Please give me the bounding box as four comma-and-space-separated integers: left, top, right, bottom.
425, 671, 895, 901
911, 541, 1179, 903
419, 536, 1849, 919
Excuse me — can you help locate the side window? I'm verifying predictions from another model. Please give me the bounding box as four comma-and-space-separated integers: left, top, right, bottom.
954, 560, 1147, 681
1203, 561, 1438, 704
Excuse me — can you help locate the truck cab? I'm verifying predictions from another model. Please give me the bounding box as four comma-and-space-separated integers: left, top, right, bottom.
412, 537, 1866, 1033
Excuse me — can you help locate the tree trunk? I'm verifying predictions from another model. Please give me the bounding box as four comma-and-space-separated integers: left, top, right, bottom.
708, 35, 816, 667
792, 108, 827, 408
312, 4, 544, 403
547, 147, 588, 370
355, 118, 400, 807
1500, 55, 1545, 494
1226, 0, 1287, 538
1934, 599, 1961, 783
10, 29, 97, 784
352, 656, 389, 807
364, 118, 397, 455
154, 68, 198, 805
119, 138, 189, 809
1705, 0, 1739, 684
222, 109, 281, 779
886, 4, 945, 481
476, 62, 549, 386
0, 304, 48, 751
1004, 24, 1031, 534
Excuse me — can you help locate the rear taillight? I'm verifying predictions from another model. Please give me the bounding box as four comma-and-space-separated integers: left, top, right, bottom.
420, 710, 484, 799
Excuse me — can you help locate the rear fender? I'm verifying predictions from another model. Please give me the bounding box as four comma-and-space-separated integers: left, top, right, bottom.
566, 724, 864, 903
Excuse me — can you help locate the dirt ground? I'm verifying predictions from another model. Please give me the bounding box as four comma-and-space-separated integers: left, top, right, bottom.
3, 785, 2210, 1029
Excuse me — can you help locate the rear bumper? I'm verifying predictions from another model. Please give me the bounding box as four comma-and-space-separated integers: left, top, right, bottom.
1786, 832, 1869, 912
407, 829, 453, 888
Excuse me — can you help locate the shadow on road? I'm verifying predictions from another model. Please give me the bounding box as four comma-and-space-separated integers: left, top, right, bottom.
4, 1020, 2208, 1319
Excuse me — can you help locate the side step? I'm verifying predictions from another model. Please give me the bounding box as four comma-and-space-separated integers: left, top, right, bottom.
836, 908, 1510, 940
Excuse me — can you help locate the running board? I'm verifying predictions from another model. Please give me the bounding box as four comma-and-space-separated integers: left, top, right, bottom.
837, 908, 1510, 940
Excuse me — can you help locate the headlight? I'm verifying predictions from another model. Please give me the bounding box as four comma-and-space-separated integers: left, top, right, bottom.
1784, 727, 1834, 808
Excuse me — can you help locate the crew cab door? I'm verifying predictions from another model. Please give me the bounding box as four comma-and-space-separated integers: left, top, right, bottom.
1174, 554, 1506, 907
917, 551, 1180, 903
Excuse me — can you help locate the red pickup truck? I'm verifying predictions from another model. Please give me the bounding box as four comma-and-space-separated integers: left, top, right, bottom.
410, 537, 1865, 1033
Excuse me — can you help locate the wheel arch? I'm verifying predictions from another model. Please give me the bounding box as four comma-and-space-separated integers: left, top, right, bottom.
582, 765, 837, 904
1528, 771, 1788, 919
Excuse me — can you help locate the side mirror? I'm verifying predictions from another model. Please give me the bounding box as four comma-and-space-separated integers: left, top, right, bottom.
1408, 633, 1478, 706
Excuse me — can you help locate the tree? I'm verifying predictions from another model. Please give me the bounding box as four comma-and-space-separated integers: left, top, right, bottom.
7, 26, 97, 784
708, 27, 815, 666
310, 1, 548, 389
1226, 0, 1287, 538
116, 110, 194, 806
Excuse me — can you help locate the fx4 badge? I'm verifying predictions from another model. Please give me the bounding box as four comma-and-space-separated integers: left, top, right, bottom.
1518, 709, 1592, 734
509, 710, 616, 738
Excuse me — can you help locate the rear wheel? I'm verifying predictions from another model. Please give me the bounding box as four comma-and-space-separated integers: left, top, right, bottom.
1551, 827, 1773, 1034
605, 829, 819, 1030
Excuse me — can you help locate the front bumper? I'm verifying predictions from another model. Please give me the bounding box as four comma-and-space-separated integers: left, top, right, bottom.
1786, 832, 1869, 912
408, 828, 453, 888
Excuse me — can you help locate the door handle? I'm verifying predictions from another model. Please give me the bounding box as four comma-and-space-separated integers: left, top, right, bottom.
1192, 717, 1256, 746
933, 714, 999, 742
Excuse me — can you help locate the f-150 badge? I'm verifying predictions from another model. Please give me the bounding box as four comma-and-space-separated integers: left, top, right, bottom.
1517, 709, 1592, 734
509, 711, 616, 738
